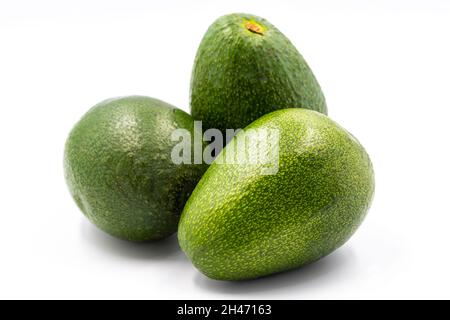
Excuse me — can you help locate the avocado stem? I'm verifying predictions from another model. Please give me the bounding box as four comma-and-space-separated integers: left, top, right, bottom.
245, 21, 264, 35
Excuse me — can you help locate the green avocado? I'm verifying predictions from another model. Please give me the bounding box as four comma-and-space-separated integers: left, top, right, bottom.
64, 96, 207, 241
190, 13, 327, 134
178, 109, 374, 280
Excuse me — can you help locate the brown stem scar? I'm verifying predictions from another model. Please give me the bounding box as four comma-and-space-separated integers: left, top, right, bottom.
245, 21, 264, 35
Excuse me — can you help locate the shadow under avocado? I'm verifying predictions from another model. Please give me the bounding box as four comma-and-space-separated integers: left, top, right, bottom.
80, 219, 184, 260
194, 247, 355, 294
80, 218, 357, 292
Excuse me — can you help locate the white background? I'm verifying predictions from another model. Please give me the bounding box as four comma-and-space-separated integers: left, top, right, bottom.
1, 0, 449, 299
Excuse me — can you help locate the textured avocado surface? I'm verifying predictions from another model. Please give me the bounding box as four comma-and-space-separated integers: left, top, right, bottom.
64, 96, 207, 241
178, 109, 374, 280
190, 13, 327, 134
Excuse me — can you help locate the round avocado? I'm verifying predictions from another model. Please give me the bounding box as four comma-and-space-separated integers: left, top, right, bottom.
64, 96, 207, 241
178, 108, 374, 280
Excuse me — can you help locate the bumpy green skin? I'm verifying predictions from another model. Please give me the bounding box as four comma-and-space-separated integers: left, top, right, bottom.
179, 109, 374, 280
64, 96, 207, 241
190, 13, 327, 134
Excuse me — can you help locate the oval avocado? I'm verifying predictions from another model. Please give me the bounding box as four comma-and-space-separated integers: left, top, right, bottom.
178, 109, 374, 280
190, 13, 327, 134
64, 96, 207, 241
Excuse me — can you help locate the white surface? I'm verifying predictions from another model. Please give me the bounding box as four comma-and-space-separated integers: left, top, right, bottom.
1, 0, 449, 299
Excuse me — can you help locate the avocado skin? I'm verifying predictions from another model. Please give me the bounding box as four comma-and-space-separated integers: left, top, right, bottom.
178, 109, 374, 280
190, 13, 327, 134
64, 96, 207, 241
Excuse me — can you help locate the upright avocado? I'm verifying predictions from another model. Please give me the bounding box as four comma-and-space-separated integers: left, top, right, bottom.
178, 109, 374, 280
190, 13, 327, 134
64, 96, 207, 241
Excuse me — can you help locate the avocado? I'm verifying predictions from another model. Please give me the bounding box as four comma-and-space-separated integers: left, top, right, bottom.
64, 96, 207, 241
178, 109, 374, 280
190, 13, 327, 135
